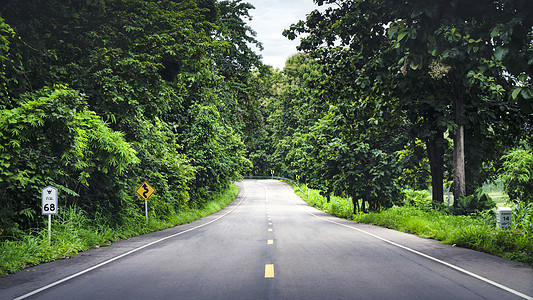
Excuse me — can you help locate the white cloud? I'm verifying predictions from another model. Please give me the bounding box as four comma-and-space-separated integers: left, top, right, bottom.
246, 0, 322, 69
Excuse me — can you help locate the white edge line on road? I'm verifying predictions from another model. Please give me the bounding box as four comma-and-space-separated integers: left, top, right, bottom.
307, 209, 533, 300
13, 188, 249, 300
275, 181, 533, 300
259, 182, 269, 203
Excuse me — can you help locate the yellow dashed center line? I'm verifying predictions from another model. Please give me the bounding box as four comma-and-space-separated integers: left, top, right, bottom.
267, 239, 274, 244
265, 264, 274, 278
268, 228, 272, 232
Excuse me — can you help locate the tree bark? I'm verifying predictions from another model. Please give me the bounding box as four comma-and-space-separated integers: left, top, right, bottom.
426, 129, 445, 206
453, 90, 466, 206
351, 194, 359, 214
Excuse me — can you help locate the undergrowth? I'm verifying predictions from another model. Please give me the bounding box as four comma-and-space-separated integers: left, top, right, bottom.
0, 185, 238, 277
292, 183, 533, 266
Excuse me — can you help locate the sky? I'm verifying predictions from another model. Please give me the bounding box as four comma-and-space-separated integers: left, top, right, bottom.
246, 0, 324, 70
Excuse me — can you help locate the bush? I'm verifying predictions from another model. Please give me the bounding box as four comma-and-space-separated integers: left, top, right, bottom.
402, 189, 433, 211
0, 86, 139, 237
513, 201, 533, 237
499, 149, 533, 204
449, 187, 496, 216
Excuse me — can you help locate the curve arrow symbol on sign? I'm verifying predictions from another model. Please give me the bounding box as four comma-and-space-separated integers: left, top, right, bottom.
142, 184, 149, 198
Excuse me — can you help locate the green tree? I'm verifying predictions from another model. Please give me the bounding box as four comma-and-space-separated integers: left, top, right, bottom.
213, 0, 263, 81
0, 86, 138, 236
499, 148, 533, 204
262, 54, 329, 176
285, 0, 532, 206
0, 0, 260, 234
287, 102, 404, 212
183, 104, 248, 201
0, 16, 16, 109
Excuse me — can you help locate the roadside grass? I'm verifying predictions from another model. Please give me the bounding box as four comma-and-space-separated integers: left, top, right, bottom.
0, 185, 239, 277
291, 183, 533, 266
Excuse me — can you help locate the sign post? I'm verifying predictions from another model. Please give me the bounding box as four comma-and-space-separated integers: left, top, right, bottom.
42, 186, 58, 244
136, 181, 155, 221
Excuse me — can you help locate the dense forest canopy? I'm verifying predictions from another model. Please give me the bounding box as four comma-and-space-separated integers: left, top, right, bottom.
1, 0, 532, 238
0, 0, 263, 237
278, 0, 532, 212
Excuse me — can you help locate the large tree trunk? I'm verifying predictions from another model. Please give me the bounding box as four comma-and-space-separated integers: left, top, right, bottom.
453, 89, 466, 207
426, 129, 445, 206
351, 194, 359, 214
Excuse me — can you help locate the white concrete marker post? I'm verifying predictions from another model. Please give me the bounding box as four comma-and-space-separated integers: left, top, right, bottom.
42, 186, 58, 244
496, 207, 512, 230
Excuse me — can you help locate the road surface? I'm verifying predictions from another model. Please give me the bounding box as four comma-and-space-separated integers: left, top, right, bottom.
1, 179, 532, 299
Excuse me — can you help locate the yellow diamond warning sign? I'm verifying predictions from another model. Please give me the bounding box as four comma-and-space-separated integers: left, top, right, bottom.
136, 181, 155, 200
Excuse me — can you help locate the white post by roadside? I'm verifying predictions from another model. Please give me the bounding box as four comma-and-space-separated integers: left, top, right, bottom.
42, 186, 58, 244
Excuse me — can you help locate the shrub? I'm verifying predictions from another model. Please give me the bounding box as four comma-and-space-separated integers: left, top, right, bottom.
402, 189, 433, 211
0, 86, 139, 238
513, 201, 533, 237
499, 149, 533, 204
449, 187, 496, 216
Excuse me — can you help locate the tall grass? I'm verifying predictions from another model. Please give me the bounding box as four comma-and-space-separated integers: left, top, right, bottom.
0, 185, 239, 277
292, 183, 533, 266
301, 186, 354, 219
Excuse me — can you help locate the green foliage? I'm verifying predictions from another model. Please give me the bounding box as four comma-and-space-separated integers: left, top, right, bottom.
499, 149, 533, 204
513, 202, 533, 238
0, 16, 16, 106
402, 189, 433, 211
398, 139, 431, 190
295, 183, 353, 219
286, 101, 404, 212
284, 0, 532, 206
0, 86, 138, 237
0, 0, 259, 239
183, 104, 249, 201
130, 118, 195, 217
449, 188, 496, 216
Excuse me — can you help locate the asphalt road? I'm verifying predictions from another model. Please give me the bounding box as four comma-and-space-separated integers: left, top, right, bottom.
1, 179, 533, 299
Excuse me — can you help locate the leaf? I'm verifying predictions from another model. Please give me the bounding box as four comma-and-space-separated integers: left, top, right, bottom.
490, 27, 500, 38
494, 47, 508, 61
398, 31, 409, 42
409, 29, 417, 39
512, 87, 521, 99
521, 88, 533, 100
